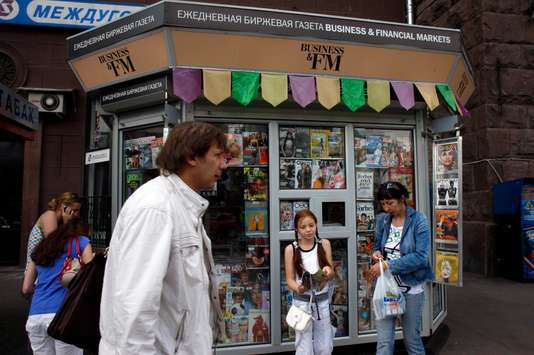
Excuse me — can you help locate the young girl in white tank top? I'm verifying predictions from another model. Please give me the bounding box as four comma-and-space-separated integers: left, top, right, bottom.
284, 209, 335, 355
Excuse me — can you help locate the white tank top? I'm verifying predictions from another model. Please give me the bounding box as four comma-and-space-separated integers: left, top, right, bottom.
294, 241, 328, 295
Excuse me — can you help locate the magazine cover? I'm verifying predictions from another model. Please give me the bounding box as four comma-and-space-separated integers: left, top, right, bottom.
354, 136, 367, 167
436, 142, 458, 175
150, 137, 164, 168
226, 314, 249, 344
435, 250, 460, 285
331, 260, 347, 305
331, 305, 348, 337
279, 127, 296, 157
243, 127, 268, 165
436, 178, 459, 208
124, 136, 155, 170
328, 127, 344, 158
365, 135, 383, 168
248, 309, 270, 343
226, 132, 243, 166
126, 171, 143, 197
388, 169, 415, 207
244, 167, 268, 200
310, 129, 329, 158
311, 160, 345, 189
356, 170, 374, 199
295, 159, 313, 189
279, 201, 294, 231
379, 135, 398, 168
395, 134, 413, 168
246, 237, 269, 271
245, 203, 268, 235
295, 127, 310, 158
357, 202, 375, 231
435, 209, 459, 244
279, 159, 296, 189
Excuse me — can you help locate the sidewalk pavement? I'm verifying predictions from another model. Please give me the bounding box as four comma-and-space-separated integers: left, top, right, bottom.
1, 268, 533, 355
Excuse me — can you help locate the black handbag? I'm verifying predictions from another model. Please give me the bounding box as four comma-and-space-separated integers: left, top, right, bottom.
48, 253, 106, 353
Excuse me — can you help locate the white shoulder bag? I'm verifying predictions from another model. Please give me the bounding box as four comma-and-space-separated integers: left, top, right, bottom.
286, 292, 313, 332
286, 269, 314, 332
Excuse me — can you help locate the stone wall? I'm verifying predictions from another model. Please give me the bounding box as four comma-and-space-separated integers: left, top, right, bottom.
416, 0, 534, 275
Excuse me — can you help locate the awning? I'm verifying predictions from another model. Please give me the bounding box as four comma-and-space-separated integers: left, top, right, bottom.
66, 1, 475, 111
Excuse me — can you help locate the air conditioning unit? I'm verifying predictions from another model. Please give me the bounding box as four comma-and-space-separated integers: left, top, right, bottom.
28, 92, 65, 113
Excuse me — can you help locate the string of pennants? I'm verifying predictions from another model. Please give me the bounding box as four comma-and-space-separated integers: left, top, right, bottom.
172, 67, 470, 116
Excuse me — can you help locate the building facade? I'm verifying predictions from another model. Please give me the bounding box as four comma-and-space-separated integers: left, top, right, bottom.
416, 0, 534, 276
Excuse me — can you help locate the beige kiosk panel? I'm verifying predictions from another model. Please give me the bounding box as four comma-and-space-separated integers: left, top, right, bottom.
71, 32, 169, 90
171, 30, 457, 83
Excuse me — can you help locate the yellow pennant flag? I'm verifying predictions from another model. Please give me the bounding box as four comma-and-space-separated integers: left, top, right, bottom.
415, 83, 440, 111
316, 76, 340, 110
367, 80, 390, 112
261, 73, 288, 107
203, 69, 231, 105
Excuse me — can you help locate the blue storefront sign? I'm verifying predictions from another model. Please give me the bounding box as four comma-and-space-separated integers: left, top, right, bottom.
0, 0, 144, 29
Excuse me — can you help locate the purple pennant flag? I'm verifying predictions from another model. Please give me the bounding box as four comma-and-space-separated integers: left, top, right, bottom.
391, 81, 415, 110
289, 75, 316, 108
172, 68, 202, 103
455, 94, 471, 117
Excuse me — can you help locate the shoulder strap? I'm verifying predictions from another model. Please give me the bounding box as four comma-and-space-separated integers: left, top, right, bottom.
66, 237, 72, 258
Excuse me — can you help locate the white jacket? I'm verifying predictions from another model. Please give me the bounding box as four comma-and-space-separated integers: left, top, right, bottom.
99, 174, 224, 355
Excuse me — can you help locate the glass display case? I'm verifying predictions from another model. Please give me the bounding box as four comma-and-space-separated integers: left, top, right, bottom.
121, 125, 164, 203
279, 126, 346, 190
354, 128, 416, 333
202, 123, 272, 346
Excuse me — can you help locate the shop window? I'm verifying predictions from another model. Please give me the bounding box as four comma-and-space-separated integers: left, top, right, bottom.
354, 128, 415, 333
322, 201, 345, 226
279, 126, 345, 190
280, 200, 309, 231
281, 239, 349, 342
122, 126, 164, 203
203, 124, 271, 346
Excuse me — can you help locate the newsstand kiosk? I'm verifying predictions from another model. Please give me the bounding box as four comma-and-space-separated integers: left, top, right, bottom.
68, 1, 475, 353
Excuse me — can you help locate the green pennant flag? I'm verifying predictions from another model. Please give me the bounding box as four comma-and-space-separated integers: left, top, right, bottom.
341, 78, 365, 112
232, 71, 260, 106
436, 84, 457, 112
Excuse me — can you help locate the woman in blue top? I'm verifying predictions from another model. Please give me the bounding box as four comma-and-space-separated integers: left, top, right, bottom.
369, 181, 433, 355
22, 219, 93, 355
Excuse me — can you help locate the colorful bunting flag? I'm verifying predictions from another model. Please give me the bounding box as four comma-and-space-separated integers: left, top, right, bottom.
415, 83, 440, 111
203, 69, 231, 105
455, 94, 471, 117
289, 75, 316, 108
261, 73, 288, 107
391, 81, 415, 110
341, 78, 365, 112
367, 80, 390, 112
436, 84, 457, 112
316, 76, 340, 110
172, 68, 202, 103
232, 71, 260, 106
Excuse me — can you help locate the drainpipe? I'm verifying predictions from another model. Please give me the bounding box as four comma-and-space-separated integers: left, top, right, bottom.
406, 0, 414, 24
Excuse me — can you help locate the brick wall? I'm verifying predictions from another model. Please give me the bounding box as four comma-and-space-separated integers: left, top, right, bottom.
416, 0, 534, 275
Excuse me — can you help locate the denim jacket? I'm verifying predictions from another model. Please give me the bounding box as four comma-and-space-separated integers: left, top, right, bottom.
374, 206, 434, 286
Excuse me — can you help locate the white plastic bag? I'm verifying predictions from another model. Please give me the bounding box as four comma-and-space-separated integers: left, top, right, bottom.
372, 259, 406, 320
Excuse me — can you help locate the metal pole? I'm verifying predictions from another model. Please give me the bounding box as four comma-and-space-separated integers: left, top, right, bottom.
406, 0, 414, 24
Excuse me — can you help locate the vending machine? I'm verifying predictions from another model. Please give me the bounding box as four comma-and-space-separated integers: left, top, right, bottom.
493, 178, 534, 281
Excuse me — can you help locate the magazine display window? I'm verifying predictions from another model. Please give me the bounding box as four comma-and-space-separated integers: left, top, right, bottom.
353, 128, 416, 333
122, 126, 164, 203
202, 123, 272, 346
279, 126, 346, 190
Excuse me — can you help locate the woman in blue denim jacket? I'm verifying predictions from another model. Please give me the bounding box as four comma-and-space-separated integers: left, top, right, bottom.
369, 181, 434, 355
